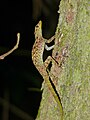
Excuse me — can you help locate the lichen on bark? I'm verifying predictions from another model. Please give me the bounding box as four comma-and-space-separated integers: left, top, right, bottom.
36, 0, 90, 120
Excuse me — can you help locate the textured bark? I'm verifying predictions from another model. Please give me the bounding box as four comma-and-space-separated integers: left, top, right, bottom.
36, 0, 90, 120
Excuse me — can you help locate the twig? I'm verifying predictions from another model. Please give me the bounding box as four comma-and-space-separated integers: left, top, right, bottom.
0, 33, 20, 60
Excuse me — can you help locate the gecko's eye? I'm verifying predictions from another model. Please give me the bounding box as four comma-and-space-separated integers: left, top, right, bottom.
36, 37, 38, 39
36, 25, 39, 28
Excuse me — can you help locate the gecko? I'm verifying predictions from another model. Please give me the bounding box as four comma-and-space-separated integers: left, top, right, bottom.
32, 20, 63, 119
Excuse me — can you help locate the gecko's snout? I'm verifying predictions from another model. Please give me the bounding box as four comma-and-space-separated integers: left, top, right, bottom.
35, 21, 42, 28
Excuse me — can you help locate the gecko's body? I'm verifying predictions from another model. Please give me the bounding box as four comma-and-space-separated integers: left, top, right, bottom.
32, 21, 55, 81
32, 21, 46, 76
32, 21, 63, 119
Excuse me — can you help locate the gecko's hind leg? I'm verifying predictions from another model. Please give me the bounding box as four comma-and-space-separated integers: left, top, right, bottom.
41, 56, 55, 89
44, 56, 56, 70
44, 56, 62, 104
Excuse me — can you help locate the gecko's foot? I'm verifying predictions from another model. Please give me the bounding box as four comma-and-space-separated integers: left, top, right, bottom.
41, 81, 45, 90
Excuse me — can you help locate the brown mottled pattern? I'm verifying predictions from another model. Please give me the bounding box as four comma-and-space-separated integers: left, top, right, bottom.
32, 21, 50, 81
31, 21, 63, 119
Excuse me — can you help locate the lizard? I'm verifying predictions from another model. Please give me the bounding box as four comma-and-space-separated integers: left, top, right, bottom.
32, 20, 63, 119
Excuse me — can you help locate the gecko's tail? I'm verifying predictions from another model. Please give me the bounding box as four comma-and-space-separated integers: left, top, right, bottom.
46, 70, 63, 119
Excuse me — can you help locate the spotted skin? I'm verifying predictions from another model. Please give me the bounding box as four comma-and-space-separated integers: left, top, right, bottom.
32, 21, 63, 119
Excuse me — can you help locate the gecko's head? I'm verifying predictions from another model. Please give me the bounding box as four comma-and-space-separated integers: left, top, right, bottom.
34, 21, 42, 38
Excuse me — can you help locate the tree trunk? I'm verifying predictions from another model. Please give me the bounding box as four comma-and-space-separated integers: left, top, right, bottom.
36, 0, 90, 120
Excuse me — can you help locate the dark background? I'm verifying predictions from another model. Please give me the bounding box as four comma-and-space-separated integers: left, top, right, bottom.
0, 0, 60, 119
